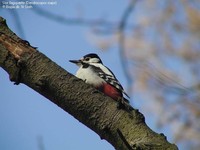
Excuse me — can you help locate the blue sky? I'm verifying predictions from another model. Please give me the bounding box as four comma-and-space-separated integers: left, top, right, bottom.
0, 1, 175, 150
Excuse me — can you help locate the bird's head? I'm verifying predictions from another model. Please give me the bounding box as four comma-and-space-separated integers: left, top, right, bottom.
69, 53, 103, 66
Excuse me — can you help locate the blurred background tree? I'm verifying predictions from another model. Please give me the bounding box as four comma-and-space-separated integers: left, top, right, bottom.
89, 1, 200, 149
1, 0, 200, 149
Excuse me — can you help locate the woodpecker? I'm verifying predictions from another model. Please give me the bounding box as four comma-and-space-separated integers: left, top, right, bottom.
69, 53, 133, 111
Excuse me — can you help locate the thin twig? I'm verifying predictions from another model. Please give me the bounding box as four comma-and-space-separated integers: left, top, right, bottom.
30, 5, 134, 30
118, 0, 137, 96
117, 129, 133, 150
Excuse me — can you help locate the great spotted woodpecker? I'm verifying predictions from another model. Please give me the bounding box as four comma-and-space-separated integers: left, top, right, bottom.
69, 53, 133, 111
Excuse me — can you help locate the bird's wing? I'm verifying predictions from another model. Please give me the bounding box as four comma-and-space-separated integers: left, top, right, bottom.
90, 65, 130, 98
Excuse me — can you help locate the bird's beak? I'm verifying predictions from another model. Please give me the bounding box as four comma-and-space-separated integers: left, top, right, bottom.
69, 60, 79, 64
69, 59, 82, 65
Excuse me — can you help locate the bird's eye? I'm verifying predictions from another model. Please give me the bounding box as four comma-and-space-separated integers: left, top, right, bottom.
85, 57, 90, 61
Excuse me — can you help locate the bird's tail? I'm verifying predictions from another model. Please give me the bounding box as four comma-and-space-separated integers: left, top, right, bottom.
118, 97, 133, 112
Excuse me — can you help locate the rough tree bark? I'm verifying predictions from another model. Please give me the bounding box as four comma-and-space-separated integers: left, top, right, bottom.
0, 16, 178, 150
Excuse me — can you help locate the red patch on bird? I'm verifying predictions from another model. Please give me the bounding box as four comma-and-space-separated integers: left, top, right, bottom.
97, 83, 122, 100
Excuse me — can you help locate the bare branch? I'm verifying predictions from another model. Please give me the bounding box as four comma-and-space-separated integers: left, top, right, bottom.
118, 0, 137, 94
0, 16, 178, 150
31, 6, 121, 28
29, 5, 134, 32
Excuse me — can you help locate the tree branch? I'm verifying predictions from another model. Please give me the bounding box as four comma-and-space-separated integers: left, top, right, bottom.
118, 0, 137, 94
31, 5, 122, 28
0, 16, 178, 150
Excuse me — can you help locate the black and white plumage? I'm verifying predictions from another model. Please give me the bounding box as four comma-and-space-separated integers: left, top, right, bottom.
69, 53, 132, 110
